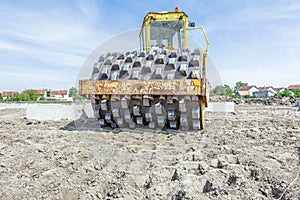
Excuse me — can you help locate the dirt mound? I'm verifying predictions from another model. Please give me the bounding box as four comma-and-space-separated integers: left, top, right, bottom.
233, 97, 297, 106
211, 96, 298, 106
0, 108, 25, 119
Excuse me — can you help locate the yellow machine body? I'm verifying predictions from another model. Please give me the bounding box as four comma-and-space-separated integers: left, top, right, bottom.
79, 9, 210, 131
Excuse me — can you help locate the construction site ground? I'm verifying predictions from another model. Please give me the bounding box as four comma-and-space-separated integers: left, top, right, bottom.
0, 104, 299, 199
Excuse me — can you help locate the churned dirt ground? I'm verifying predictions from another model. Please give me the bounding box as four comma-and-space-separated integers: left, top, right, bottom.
0, 105, 299, 199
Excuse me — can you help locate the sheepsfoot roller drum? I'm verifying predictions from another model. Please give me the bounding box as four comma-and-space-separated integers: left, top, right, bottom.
79, 8, 210, 131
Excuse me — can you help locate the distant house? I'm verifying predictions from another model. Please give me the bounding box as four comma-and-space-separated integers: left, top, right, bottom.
274, 87, 286, 93
287, 84, 300, 91
1, 91, 19, 100
253, 86, 277, 97
236, 85, 259, 97
49, 90, 70, 100
36, 89, 48, 98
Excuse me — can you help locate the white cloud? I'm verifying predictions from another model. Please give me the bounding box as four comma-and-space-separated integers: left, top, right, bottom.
77, 0, 99, 18
0, 41, 25, 51
0, 1, 110, 90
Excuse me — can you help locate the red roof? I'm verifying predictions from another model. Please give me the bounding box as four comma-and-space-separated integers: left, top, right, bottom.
36, 89, 46, 95
50, 90, 68, 96
274, 87, 285, 92
238, 85, 256, 91
1, 91, 19, 97
258, 86, 273, 91
287, 84, 300, 90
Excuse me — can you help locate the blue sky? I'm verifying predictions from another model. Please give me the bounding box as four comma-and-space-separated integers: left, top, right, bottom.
0, 0, 299, 91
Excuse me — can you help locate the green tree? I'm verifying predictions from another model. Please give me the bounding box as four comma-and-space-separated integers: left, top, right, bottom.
22, 90, 39, 101
211, 85, 225, 96
224, 84, 233, 98
211, 84, 234, 98
0, 92, 3, 101
69, 87, 85, 101
39, 96, 46, 101
46, 90, 50, 97
18, 93, 30, 101
7, 93, 19, 101
69, 87, 78, 98
275, 89, 292, 97
234, 81, 248, 91
282, 90, 292, 97
292, 89, 300, 97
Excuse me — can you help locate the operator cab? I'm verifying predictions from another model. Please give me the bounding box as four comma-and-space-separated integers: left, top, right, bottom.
139, 8, 189, 51
149, 20, 184, 50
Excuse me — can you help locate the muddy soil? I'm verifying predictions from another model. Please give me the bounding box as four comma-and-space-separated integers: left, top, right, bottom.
0, 105, 299, 199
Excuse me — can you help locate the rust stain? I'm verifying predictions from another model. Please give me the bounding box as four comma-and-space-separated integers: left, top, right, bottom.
79, 79, 202, 95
